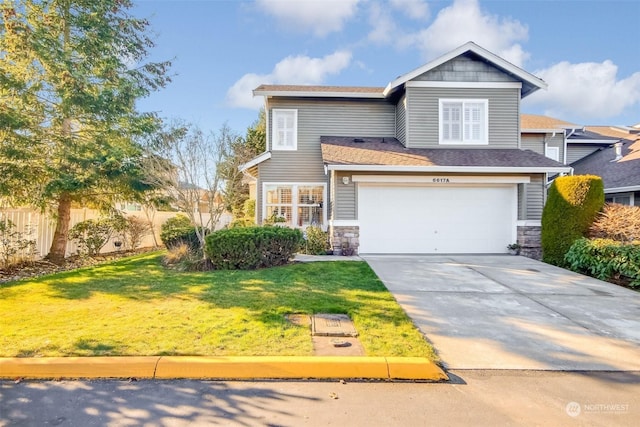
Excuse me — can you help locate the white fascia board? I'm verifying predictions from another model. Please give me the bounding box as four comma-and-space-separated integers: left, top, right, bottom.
384, 41, 547, 95
521, 128, 560, 133
567, 139, 619, 145
253, 90, 384, 99
406, 81, 522, 90
238, 151, 271, 171
604, 185, 640, 193
352, 175, 531, 184
327, 164, 573, 174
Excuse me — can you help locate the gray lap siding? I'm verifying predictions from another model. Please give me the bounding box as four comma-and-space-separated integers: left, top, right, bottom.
521, 133, 565, 164
406, 87, 521, 148
257, 98, 396, 224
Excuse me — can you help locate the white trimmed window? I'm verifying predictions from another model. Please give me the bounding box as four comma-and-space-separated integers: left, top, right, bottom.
545, 146, 560, 162
271, 109, 298, 150
605, 193, 634, 206
439, 99, 488, 145
263, 183, 326, 228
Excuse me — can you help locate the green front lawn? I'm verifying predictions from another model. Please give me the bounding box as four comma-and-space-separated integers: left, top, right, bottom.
0, 252, 436, 360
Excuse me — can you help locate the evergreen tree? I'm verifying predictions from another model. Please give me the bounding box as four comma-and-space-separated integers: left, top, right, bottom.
0, 0, 170, 263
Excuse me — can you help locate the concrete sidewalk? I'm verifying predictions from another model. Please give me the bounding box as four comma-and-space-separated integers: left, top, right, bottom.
363, 255, 640, 371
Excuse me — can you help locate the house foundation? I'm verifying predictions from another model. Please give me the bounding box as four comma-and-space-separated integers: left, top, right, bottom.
517, 225, 542, 260
330, 225, 360, 255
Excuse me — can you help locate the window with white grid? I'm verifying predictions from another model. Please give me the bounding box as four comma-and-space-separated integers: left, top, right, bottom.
439, 99, 488, 145
263, 183, 325, 228
271, 109, 297, 150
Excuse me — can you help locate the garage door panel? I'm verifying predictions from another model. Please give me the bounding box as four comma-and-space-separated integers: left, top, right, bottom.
358, 184, 516, 254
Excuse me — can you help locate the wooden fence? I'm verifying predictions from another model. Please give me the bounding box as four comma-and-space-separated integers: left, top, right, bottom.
0, 207, 231, 262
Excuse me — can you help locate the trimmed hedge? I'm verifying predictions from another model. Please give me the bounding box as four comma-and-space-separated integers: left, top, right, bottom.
565, 238, 640, 288
541, 175, 604, 266
204, 226, 303, 270
160, 215, 201, 250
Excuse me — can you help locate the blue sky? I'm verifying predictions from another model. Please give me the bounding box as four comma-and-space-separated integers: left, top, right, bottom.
133, 0, 640, 136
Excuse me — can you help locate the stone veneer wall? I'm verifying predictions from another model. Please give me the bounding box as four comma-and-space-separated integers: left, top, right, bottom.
330, 225, 360, 255
517, 225, 542, 260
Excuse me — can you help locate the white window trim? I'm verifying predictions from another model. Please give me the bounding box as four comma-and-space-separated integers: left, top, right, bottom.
605, 192, 635, 206
271, 109, 298, 151
545, 146, 560, 162
262, 182, 327, 230
438, 99, 489, 145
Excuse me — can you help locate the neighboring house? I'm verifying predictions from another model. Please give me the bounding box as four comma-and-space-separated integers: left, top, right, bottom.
520, 115, 640, 206
241, 42, 571, 257
573, 125, 640, 206
520, 114, 619, 166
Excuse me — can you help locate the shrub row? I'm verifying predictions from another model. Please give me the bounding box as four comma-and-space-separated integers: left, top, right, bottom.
204, 226, 303, 270
541, 175, 604, 266
565, 238, 640, 288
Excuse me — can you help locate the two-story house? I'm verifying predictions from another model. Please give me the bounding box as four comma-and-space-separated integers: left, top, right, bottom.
240, 42, 571, 258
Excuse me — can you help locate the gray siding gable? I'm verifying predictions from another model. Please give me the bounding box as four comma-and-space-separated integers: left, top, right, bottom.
414, 53, 520, 83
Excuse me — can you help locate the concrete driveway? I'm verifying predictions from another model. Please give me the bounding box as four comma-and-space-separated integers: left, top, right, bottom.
363, 255, 640, 371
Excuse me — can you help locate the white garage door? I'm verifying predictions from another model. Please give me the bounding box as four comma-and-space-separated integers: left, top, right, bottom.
358, 184, 517, 254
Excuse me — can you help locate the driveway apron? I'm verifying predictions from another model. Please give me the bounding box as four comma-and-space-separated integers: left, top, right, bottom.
363, 255, 640, 370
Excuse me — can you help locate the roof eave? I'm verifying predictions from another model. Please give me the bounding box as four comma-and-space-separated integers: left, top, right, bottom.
604, 185, 640, 193
325, 164, 572, 174
239, 151, 271, 172
521, 128, 563, 134
252, 90, 385, 99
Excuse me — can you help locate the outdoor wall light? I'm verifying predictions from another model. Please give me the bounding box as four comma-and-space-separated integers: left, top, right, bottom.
342, 176, 350, 185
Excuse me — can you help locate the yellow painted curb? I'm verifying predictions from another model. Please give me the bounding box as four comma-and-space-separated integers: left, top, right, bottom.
0, 357, 159, 379
155, 356, 390, 379
0, 356, 448, 381
386, 357, 448, 381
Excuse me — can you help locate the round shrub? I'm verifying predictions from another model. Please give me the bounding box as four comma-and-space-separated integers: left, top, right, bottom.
205, 226, 303, 270
160, 214, 200, 250
541, 175, 604, 267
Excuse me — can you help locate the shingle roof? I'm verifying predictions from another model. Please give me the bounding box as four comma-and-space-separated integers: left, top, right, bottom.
520, 115, 619, 143
572, 127, 640, 189
320, 137, 568, 170
520, 114, 577, 130
253, 85, 384, 94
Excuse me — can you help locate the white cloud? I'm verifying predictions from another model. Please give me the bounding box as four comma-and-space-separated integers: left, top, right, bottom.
227, 50, 353, 109
400, 0, 529, 66
256, 0, 361, 37
525, 60, 640, 121
390, 0, 429, 20
367, 2, 397, 44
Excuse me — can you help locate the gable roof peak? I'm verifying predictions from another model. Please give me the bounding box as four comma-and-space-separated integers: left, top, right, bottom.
384, 41, 547, 99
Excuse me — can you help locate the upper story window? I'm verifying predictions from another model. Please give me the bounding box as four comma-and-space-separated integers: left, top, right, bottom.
272, 109, 298, 151
545, 146, 560, 162
439, 99, 488, 145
